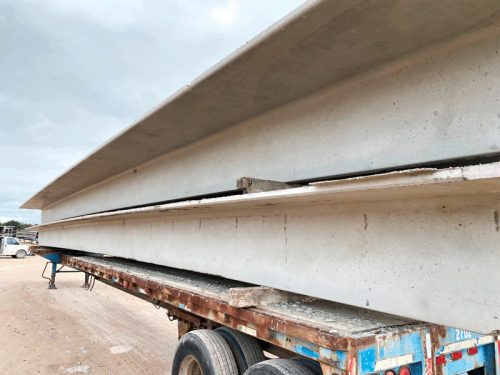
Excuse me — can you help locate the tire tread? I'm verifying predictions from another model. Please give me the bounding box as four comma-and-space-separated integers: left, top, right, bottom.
172, 329, 238, 375
191, 330, 238, 374
215, 326, 265, 372
244, 359, 316, 375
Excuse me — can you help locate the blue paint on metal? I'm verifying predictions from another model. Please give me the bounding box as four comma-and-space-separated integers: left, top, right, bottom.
437, 328, 485, 349
40, 252, 61, 263
268, 330, 340, 366
433, 326, 496, 375
378, 331, 423, 362
319, 347, 346, 370
295, 345, 320, 359
335, 350, 348, 371
354, 326, 497, 375
407, 362, 423, 375
484, 342, 497, 375
358, 330, 425, 374
441, 344, 494, 375
359, 346, 377, 374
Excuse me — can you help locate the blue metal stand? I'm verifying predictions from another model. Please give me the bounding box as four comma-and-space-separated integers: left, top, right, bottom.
40, 252, 85, 289
41, 253, 62, 289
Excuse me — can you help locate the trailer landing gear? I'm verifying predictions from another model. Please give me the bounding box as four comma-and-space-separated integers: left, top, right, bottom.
40, 252, 82, 289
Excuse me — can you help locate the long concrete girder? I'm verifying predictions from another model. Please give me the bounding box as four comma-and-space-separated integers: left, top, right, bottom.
23, 0, 500, 212
34, 16, 500, 222
36, 162, 500, 334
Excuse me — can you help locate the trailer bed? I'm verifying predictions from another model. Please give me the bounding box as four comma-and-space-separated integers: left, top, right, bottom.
70, 255, 414, 338
38, 251, 498, 375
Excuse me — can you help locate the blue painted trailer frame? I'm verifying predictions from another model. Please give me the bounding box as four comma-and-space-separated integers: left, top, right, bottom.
42, 252, 499, 375
352, 325, 498, 375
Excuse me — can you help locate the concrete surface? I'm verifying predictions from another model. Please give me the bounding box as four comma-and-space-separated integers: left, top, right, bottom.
24, 0, 500, 214
36, 15, 500, 223
0, 256, 177, 375
36, 163, 500, 334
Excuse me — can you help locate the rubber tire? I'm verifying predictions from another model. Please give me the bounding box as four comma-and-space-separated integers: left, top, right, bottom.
15, 250, 26, 259
291, 358, 323, 375
215, 326, 266, 373
244, 359, 316, 375
172, 329, 238, 375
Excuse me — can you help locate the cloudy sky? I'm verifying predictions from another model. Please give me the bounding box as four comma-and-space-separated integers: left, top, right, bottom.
0, 0, 304, 224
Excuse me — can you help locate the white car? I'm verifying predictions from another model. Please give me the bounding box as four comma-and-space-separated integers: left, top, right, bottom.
0, 236, 30, 258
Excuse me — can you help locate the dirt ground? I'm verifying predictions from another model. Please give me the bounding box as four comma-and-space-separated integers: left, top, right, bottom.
0, 255, 178, 375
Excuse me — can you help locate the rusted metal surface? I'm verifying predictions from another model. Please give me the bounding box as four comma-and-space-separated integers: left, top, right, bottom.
58, 254, 498, 375
431, 324, 448, 375
62, 254, 348, 369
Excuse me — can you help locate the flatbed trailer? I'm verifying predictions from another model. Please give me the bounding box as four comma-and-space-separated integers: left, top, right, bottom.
22, 0, 500, 335
37, 250, 500, 375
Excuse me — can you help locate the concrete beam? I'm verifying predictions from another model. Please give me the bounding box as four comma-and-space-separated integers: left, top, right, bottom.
23, 0, 500, 210
33, 19, 500, 222
36, 163, 500, 334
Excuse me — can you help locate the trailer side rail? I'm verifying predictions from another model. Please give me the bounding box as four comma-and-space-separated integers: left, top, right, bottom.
36, 251, 498, 375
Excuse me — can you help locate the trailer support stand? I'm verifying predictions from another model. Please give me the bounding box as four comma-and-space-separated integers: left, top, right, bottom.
40, 253, 62, 289
82, 273, 90, 289
39, 252, 83, 289
41, 259, 58, 289
48, 261, 57, 289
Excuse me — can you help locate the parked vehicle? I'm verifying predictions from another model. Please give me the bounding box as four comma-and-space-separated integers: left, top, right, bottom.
0, 236, 31, 258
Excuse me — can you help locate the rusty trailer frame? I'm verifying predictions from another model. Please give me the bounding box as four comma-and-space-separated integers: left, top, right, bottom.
37, 252, 499, 375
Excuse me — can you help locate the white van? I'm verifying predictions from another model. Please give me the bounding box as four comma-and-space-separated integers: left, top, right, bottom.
0, 236, 30, 258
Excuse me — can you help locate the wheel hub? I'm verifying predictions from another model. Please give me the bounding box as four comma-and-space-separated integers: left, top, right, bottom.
179, 355, 203, 375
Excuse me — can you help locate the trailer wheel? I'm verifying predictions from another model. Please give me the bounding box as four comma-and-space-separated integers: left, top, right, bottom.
244, 359, 315, 375
15, 250, 26, 259
215, 326, 265, 373
291, 358, 323, 375
172, 329, 238, 375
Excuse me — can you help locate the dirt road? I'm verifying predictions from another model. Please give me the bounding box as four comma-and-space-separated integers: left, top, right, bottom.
0, 255, 178, 374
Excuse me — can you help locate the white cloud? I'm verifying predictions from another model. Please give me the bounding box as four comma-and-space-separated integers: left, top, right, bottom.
209, 0, 238, 27
44, 0, 145, 31
26, 116, 58, 135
